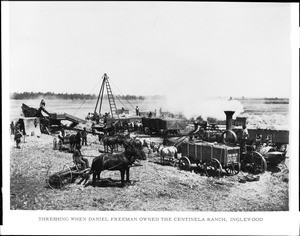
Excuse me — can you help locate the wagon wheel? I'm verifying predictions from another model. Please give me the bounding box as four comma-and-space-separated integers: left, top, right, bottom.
46, 164, 63, 189
53, 138, 57, 150
222, 130, 238, 145
179, 156, 191, 171
241, 151, 267, 174
224, 163, 241, 175
46, 164, 73, 189
204, 158, 223, 177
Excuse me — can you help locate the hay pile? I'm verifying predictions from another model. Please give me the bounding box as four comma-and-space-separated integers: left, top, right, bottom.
242, 114, 289, 130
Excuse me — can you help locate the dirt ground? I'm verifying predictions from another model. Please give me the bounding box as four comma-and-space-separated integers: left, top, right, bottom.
10, 133, 288, 211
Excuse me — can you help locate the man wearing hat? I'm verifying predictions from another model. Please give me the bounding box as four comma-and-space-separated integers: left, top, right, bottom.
14, 125, 22, 149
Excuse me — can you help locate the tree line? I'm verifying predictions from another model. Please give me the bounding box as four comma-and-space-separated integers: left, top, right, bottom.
10, 92, 150, 100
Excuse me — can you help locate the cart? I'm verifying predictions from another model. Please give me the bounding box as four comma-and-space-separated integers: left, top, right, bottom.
178, 141, 241, 177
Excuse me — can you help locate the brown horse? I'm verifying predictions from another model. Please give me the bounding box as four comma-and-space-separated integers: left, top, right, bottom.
123, 137, 143, 151
83, 144, 146, 187
102, 135, 118, 153
102, 133, 131, 153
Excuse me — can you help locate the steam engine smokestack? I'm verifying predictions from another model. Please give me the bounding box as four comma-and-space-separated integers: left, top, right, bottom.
224, 111, 235, 130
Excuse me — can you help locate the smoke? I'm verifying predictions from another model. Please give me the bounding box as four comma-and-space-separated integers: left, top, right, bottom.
164, 93, 244, 120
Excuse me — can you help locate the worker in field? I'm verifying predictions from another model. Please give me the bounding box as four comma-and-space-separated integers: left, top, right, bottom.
40, 99, 45, 108
73, 145, 89, 170
136, 106, 139, 116
74, 131, 82, 151
103, 112, 109, 125
241, 124, 249, 153
58, 128, 65, 142
252, 134, 262, 150
81, 128, 88, 146
14, 126, 22, 149
10, 121, 15, 135
142, 139, 148, 148
86, 113, 92, 120
36, 99, 50, 118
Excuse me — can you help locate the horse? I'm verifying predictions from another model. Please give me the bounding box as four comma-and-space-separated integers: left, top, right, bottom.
65, 131, 81, 152
102, 135, 118, 153
158, 144, 178, 165
83, 143, 146, 187
114, 132, 130, 151
102, 132, 131, 153
123, 137, 143, 152
114, 121, 123, 133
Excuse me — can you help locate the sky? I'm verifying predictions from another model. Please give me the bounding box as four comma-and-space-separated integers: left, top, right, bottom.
8, 2, 292, 98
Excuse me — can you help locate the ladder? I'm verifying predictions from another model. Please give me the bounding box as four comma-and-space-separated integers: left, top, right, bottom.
105, 76, 118, 118
94, 73, 119, 119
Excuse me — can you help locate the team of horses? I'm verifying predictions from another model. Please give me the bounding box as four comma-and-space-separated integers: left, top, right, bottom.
82, 139, 146, 187
79, 133, 179, 187
59, 128, 178, 188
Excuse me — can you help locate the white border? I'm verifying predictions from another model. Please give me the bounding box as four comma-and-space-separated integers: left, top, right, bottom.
1, 2, 299, 235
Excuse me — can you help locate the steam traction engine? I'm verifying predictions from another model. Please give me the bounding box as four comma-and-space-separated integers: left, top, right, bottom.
178, 111, 278, 176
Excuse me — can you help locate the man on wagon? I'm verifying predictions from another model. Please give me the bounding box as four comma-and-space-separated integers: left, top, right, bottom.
73, 145, 89, 170
241, 124, 249, 153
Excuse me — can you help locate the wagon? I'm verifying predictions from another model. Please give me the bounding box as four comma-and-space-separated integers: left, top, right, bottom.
142, 117, 186, 135
178, 141, 241, 177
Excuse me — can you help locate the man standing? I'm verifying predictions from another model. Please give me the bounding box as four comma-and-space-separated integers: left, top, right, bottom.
10, 121, 15, 135
58, 128, 65, 142
81, 128, 87, 146
14, 126, 22, 149
136, 106, 139, 116
241, 124, 249, 153
37, 99, 50, 117
40, 99, 46, 108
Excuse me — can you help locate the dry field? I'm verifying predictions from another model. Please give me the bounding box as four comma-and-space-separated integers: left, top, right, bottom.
10, 133, 288, 211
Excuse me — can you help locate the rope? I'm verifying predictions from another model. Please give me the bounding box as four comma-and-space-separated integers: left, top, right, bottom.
109, 78, 136, 111
73, 98, 89, 116
73, 76, 103, 116
114, 95, 130, 111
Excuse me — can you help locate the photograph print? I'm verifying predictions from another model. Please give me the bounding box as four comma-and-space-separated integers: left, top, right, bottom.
2, 1, 299, 235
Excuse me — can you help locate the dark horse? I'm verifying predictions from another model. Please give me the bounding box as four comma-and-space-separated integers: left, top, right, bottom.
83, 144, 146, 187
102, 134, 123, 153
102, 135, 117, 153
123, 137, 143, 152
102, 132, 131, 153
69, 131, 81, 152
